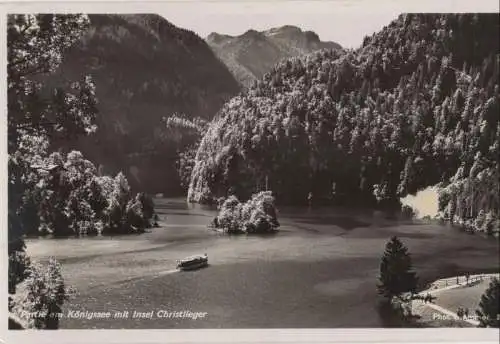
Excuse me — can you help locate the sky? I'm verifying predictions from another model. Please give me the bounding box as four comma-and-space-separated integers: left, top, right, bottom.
159, 0, 399, 48
1, 0, 497, 48
154, 0, 499, 48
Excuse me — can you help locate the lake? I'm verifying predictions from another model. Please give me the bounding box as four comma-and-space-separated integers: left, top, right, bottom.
25, 198, 499, 328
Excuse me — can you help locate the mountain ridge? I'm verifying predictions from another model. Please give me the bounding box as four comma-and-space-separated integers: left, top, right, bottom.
51, 14, 240, 194
206, 25, 342, 87
189, 14, 499, 236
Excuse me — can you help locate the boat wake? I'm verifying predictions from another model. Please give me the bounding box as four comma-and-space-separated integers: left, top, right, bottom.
155, 269, 179, 276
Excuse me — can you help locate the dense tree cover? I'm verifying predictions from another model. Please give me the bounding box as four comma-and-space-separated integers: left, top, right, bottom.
7, 14, 153, 328
211, 191, 280, 234
8, 13, 95, 329
157, 113, 208, 191
189, 14, 499, 234
476, 278, 500, 328
49, 14, 240, 194
8, 14, 155, 239
10, 258, 68, 329
20, 152, 155, 238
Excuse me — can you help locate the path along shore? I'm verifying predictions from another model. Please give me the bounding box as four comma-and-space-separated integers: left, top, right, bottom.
412, 273, 500, 326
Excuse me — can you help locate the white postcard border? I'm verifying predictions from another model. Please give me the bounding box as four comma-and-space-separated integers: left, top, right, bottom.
1, 1, 499, 343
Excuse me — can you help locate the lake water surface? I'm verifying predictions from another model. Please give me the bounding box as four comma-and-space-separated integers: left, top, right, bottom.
26, 198, 499, 328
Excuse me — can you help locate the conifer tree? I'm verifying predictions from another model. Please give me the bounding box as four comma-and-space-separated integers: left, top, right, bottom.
377, 236, 418, 299
188, 14, 499, 234
476, 278, 500, 328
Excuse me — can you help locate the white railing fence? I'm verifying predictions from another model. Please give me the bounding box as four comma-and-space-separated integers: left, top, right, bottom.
428, 273, 500, 290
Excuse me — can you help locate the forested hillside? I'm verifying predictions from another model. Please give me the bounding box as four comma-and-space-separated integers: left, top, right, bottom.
156, 113, 209, 192
207, 25, 341, 87
50, 14, 240, 194
8, 14, 156, 328
189, 14, 499, 234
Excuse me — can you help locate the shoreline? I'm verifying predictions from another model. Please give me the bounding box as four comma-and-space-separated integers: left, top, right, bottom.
410, 273, 500, 327
21, 198, 500, 328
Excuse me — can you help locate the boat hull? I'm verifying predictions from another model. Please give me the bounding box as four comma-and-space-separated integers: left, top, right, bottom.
177, 260, 208, 271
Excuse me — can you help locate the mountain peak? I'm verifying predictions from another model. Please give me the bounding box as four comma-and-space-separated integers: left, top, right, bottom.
206, 32, 233, 44
241, 29, 265, 40
304, 30, 320, 43
206, 25, 342, 87
267, 25, 302, 33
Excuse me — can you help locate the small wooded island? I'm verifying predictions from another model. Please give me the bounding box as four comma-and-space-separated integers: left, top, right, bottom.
210, 191, 280, 234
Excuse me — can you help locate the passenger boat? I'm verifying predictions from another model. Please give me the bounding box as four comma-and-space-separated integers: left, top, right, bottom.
176, 253, 208, 271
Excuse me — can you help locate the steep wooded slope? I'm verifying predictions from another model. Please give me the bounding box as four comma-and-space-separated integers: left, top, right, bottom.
51, 14, 240, 193
189, 14, 499, 233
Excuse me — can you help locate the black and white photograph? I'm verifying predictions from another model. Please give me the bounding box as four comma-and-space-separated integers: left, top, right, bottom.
2, 0, 500, 340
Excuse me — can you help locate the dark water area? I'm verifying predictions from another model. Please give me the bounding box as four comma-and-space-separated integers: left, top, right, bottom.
26, 198, 499, 328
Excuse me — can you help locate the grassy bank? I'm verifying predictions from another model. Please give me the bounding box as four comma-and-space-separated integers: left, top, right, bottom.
411, 274, 500, 327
